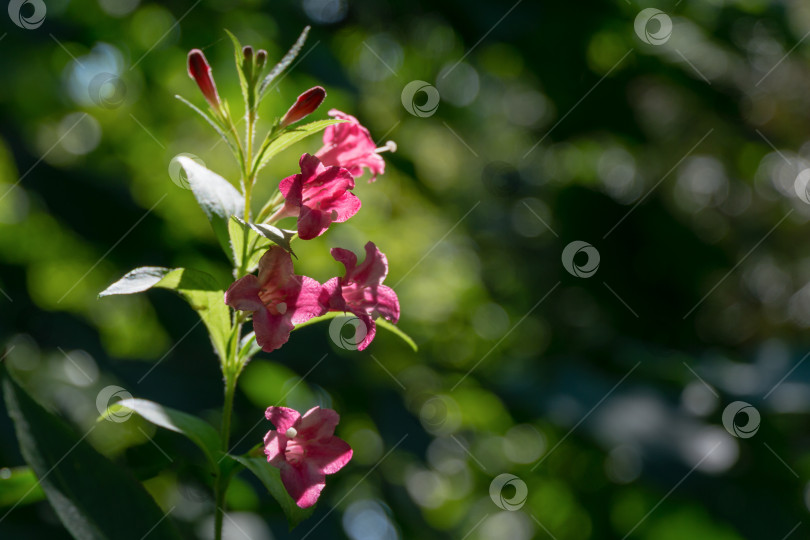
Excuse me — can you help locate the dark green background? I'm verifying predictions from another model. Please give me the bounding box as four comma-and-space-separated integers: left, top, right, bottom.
1, 0, 808, 538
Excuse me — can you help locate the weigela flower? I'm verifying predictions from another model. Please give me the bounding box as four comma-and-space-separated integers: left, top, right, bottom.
187, 49, 222, 112
322, 242, 400, 351
264, 406, 352, 508
316, 109, 385, 182
281, 86, 326, 127
277, 153, 361, 240
225, 247, 326, 351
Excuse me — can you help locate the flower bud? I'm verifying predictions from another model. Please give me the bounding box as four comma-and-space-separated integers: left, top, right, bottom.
280, 86, 326, 127
242, 45, 254, 63
256, 49, 268, 69
187, 49, 222, 112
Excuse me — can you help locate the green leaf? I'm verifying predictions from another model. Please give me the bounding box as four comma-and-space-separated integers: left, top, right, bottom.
228, 217, 270, 274
238, 331, 262, 363
292, 312, 418, 352
375, 319, 418, 352
174, 95, 237, 155
225, 30, 250, 107
258, 26, 311, 99
2, 371, 182, 540
99, 398, 220, 471
255, 118, 345, 172
99, 267, 231, 360
177, 157, 244, 260
233, 216, 296, 252
228, 455, 314, 528
0, 467, 45, 507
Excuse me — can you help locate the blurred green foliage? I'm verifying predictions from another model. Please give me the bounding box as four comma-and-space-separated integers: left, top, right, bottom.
2, 0, 810, 539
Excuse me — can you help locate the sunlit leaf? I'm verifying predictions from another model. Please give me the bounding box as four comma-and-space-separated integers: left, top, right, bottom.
258, 26, 311, 99
177, 157, 244, 260
174, 95, 237, 155
293, 312, 417, 351
99, 267, 231, 360
99, 398, 221, 471
254, 118, 345, 173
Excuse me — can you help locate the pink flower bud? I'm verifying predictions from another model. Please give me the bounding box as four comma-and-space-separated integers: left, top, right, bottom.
280, 86, 326, 127
187, 49, 222, 112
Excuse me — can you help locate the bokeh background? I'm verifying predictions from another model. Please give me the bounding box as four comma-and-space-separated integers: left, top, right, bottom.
2, 0, 810, 538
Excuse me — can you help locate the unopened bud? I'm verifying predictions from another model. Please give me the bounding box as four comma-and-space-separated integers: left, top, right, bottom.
242, 45, 254, 63
256, 49, 268, 69
280, 86, 326, 127
187, 49, 222, 112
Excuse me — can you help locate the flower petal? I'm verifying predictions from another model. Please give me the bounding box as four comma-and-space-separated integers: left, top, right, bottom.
297, 205, 334, 240
290, 276, 328, 324
331, 247, 357, 276
296, 406, 340, 441
265, 406, 301, 432
320, 277, 345, 311
354, 312, 376, 351
280, 463, 325, 509
370, 284, 400, 323
252, 308, 294, 352
307, 437, 353, 475
263, 430, 288, 468
353, 242, 388, 285
224, 275, 263, 312
257, 246, 295, 289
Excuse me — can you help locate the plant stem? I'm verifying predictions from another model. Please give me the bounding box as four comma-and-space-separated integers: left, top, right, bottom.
214, 371, 237, 540
214, 320, 241, 540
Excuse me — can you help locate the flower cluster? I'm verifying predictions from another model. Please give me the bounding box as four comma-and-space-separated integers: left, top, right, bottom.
185, 36, 400, 511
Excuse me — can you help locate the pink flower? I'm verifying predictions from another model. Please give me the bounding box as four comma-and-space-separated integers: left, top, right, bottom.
264, 406, 353, 508
281, 86, 326, 127
224, 246, 326, 352
322, 242, 400, 350
187, 49, 222, 112
316, 109, 385, 182
276, 153, 361, 240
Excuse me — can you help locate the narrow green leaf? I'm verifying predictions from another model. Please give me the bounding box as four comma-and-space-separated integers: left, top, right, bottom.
254, 118, 345, 172
99, 398, 220, 471
292, 312, 418, 351
177, 157, 245, 260
258, 26, 311, 99
375, 319, 418, 352
2, 371, 182, 540
233, 216, 296, 253
238, 331, 261, 361
0, 467, 45, 507
228, 455, 314, 529
100, 267, 231, 360
174, 94, 237, 155
224, 30, 251, 111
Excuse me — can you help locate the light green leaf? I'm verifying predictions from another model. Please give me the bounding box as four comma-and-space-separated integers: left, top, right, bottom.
99, 267, 231, 360
292, 312, 418, 352
229, 217, 270, 274
225, 30, 251, 111
0, 467, 45, 508
258, 26, 311, 99
238, 331, 262, 363
174, 95, 237, 155
177, 157, 245, 260
228, 455, 314, 529
2, 370, 182, 540
99, 398, 220, 470
254, 118, 345, 173
233, 216, 296, 252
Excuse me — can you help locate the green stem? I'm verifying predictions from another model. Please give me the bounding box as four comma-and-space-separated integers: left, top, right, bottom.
214, 321, 241, 540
